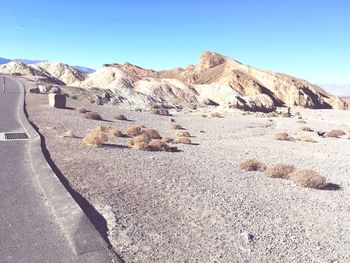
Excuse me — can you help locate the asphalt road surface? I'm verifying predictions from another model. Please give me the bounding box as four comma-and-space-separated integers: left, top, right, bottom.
0, 76, 114, 262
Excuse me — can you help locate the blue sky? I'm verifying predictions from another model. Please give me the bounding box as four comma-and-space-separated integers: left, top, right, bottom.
1, 0, 349, 85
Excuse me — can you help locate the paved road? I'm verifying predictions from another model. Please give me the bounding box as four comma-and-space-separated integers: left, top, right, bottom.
0, 76, 114, 262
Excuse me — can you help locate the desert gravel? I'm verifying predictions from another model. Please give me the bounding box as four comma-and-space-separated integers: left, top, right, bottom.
25, 83, 350, 262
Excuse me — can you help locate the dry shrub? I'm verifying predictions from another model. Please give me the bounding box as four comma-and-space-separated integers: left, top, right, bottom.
297, 120, 307, 124
151, 108, 170, 116
297, 136, 316, 143
175, 137, 191, 144
85, 112, 102, 120
147, 139, 169, 151
75, 107, 88, 113
128, 135, 172, 151
211, 112, 222, 118
95, 125, 108, 132
107, 127, 124, 137
264, 164, 295, 179
172, 123, 184, 130
63, 130, 76, 138
161, 137, 174, 143
240, 158, 266, 172
290, 169, 326, 189
128, 134, 150, 150
325, 129, 345, 138
300, 126, 313, 132
142, 128, 161, 139
176, 130, 191, 137
125, 125, 143, 137
275, 132, 294, 141
113, 114, 128, 121
83, 130, 108, 147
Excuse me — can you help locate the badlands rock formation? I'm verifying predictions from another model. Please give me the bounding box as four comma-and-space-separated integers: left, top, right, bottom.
0, 61, 80, 85
109, 52, 347, 110
0, 52, 346, 111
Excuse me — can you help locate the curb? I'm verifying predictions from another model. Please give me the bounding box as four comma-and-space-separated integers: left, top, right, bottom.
14, 78, 113, 256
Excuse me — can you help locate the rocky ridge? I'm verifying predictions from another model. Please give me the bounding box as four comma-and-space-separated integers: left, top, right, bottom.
0, 52, 346, 112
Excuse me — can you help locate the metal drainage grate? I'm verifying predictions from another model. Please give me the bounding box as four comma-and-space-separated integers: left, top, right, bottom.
0, 132, 29, 141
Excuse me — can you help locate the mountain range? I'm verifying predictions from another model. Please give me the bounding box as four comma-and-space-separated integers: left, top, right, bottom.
0, 52, 347, 111
0, 57, 95, 73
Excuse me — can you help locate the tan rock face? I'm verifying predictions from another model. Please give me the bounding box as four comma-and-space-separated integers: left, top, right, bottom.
2, 52, 346, 111
111, 51, 346, 110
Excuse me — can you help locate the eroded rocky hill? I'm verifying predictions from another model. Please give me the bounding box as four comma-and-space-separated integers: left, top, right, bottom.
0, 52, 346, 111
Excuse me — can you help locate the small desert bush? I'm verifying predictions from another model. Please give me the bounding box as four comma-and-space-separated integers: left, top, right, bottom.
75, 107, 88, 113
297, 120, 307, 124
171, 123, 184, 130
85, 112, 102, 120
113, 114, 128, 121
142, 128, 161, 139
63, 130, 76, 138
300, 126, 313, 132
290, 169, 326, 189
325, 129, 345, 138
275, 132, 294, 141
176, 130, 191, 137
127, 134, 151, 150
175, 137, 191, 144
147, 139, 170, 151
210, 112, 222, 118
297, 136, 316, 143
151, 108, 170, 116
95, 126, 108, 132
125, 125, 143, 137
264, 164, 295, 179
83, 130, 108, 147
162, 137, 174, 143
107, 127, 124, 137
240, 158, 266, 172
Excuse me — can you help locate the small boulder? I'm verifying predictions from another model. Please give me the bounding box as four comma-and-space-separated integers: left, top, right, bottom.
38, 85, 48, 93
29, 87, 40, 93
48, 94, 66, 108
49, 86, 61, 94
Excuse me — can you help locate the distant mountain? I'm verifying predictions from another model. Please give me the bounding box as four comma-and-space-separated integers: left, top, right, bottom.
72, 66, 95, 73
14, 59, 47, 64
0, 57, 12, 64
318, 83, 350, 97
0, 57, 95, 73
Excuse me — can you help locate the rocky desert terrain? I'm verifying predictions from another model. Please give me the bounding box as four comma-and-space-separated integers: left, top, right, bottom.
6, 52, 350, 262
21, 74, 350, 262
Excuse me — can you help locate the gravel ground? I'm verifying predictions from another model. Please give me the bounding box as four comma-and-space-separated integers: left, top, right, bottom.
24, 82, 350, 262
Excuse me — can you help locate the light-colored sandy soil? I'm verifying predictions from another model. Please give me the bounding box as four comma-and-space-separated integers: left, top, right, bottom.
24, 81, 350, 262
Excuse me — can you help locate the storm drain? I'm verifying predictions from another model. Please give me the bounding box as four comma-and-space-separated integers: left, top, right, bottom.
0, 132, 29, 141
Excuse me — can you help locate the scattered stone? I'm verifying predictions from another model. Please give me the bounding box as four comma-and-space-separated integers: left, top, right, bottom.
49, 86, 61, 94
242, 232, 255, 244
29, 87, 40, 93
38, 85, 48, 93
317, 131, 326, 137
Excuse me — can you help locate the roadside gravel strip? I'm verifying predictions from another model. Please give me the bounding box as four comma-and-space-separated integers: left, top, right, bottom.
13, 78, 120, 260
